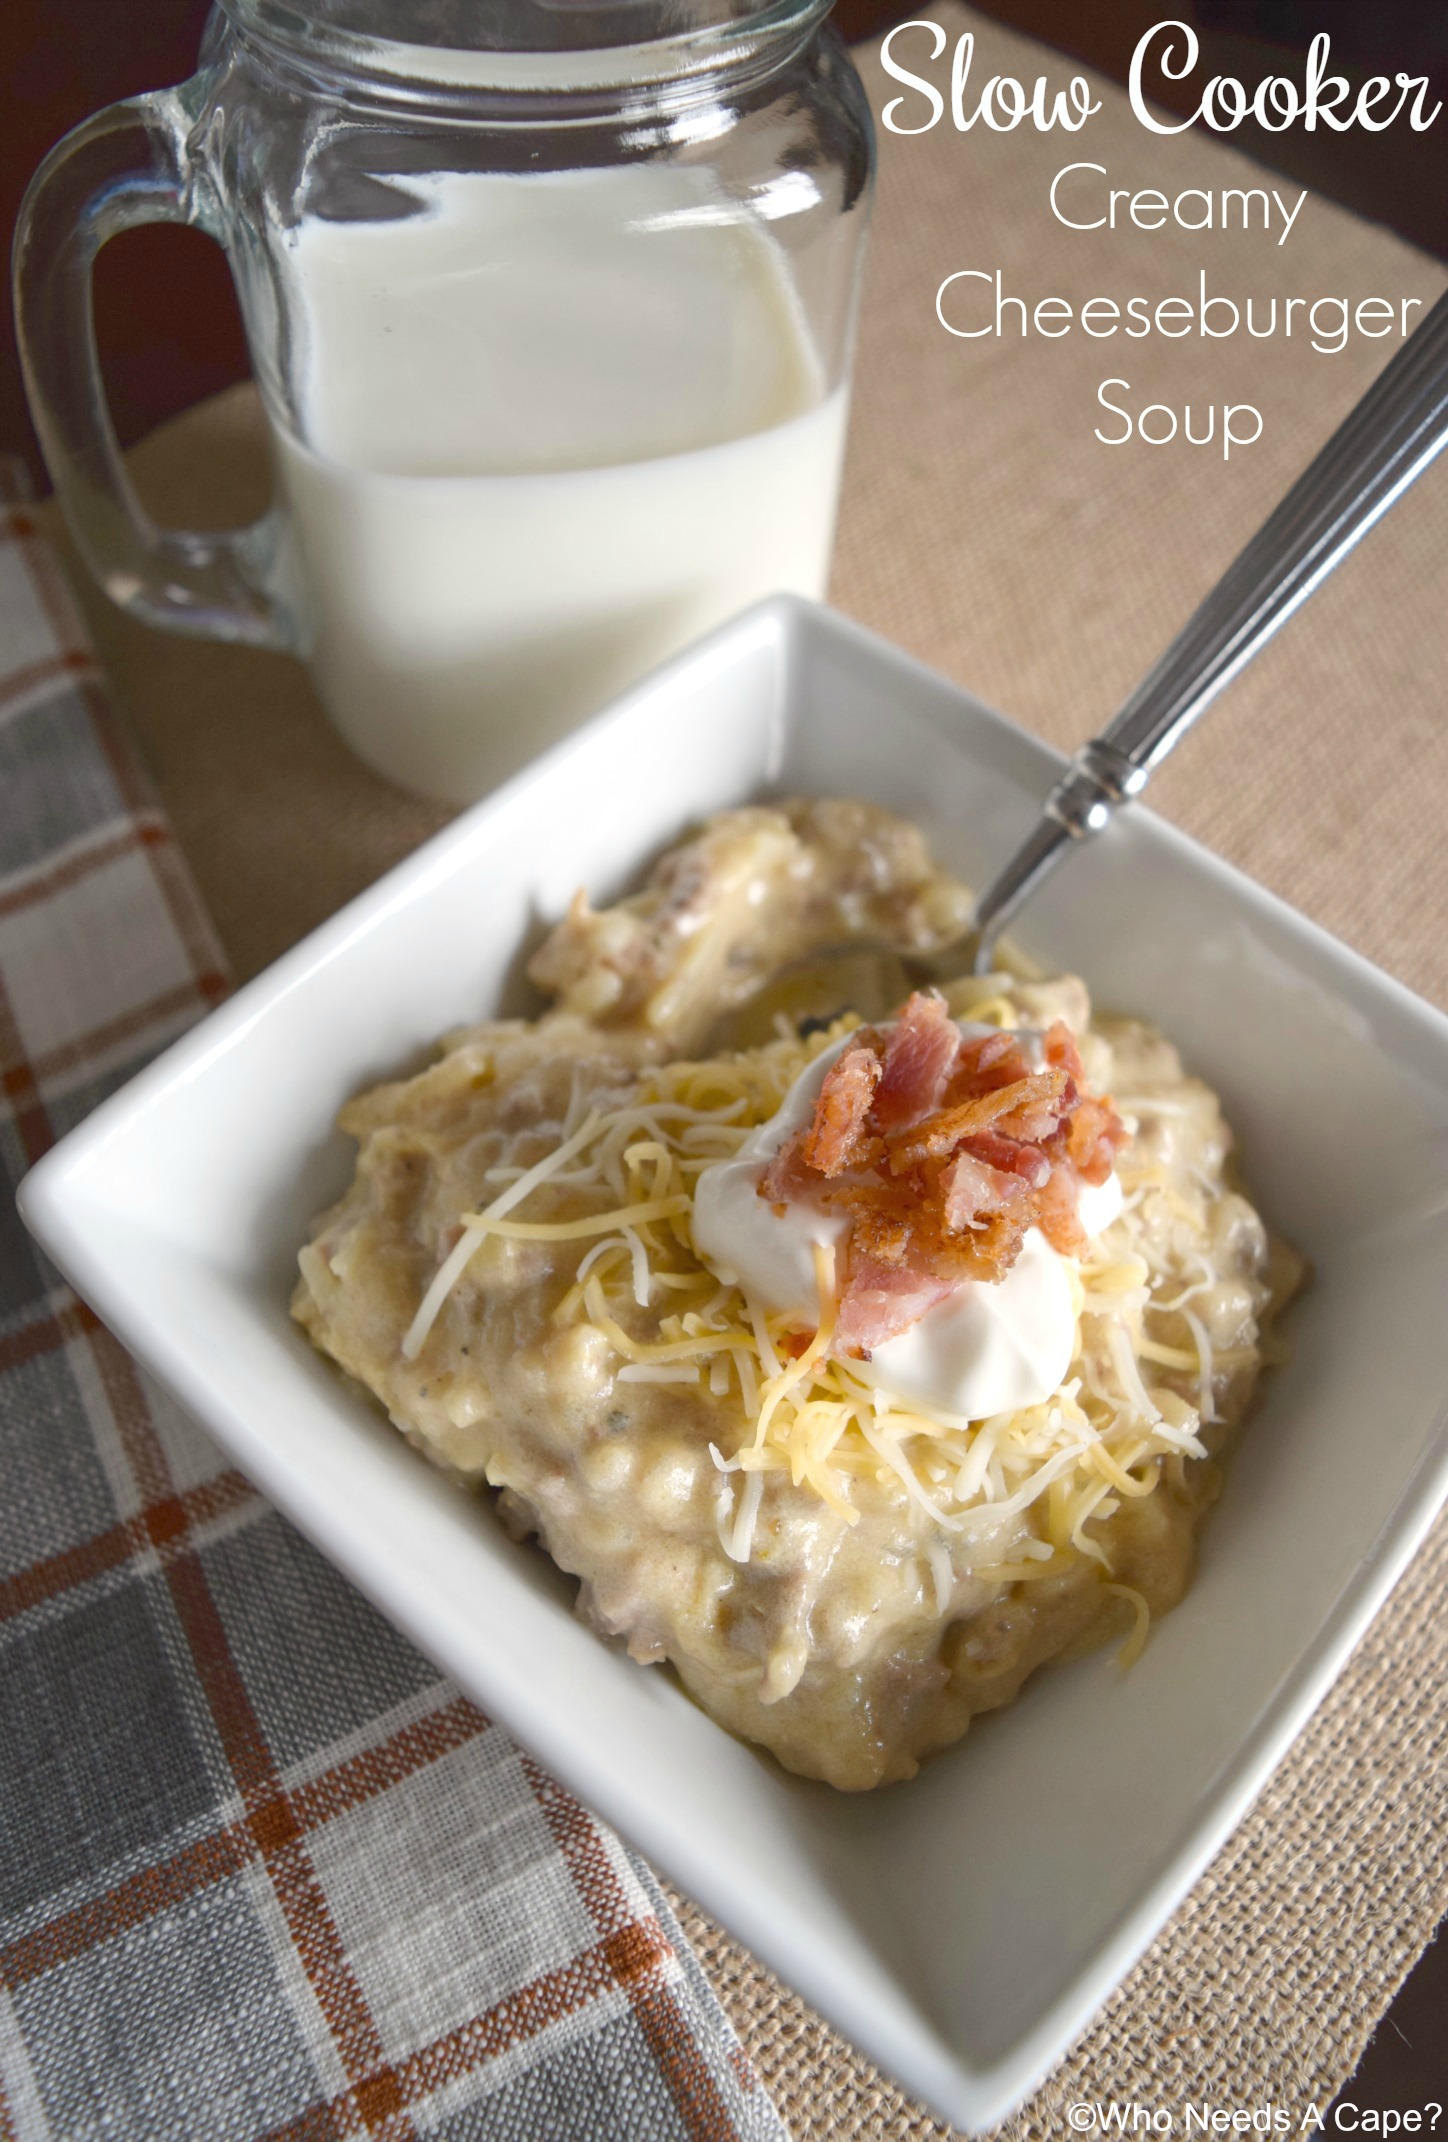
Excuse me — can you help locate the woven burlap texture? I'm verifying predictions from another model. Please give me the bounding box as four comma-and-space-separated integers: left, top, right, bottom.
40, 6, 1448, 2131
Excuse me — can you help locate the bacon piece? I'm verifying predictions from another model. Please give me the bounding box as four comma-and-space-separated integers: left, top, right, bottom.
941, 1150, 1032, 1230
753, 999, 1129, 1357
802, 1041, 881, 1176
831, 1197, 1032, 1356
1065, 1093, 1130, 1184
946, 1028, 1036, 1099
833, 1257, 958, 1356
1034, 1164, 1089, 1257
961, 1130, 1052, 1189
826, 1182, 916, 1267
757, 1135, 821, 1207
870, 992, 961, 1132
992, 1068, 1073, 1144
1043, 1019, 1086, 1083
886, 1069, 1067, 1169
832, 1183, 1027, 1283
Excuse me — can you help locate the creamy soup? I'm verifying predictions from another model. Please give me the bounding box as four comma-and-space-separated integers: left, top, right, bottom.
294, 801, 1300, 1789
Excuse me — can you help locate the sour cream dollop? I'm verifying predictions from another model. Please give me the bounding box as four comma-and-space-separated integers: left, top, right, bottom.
691, 1030, 1122, 1419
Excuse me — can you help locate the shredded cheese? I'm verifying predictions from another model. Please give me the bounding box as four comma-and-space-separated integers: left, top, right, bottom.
1103, 1582, 1152, 1669
402, 1105, 606, 1358
402, 1014, 1240, 1666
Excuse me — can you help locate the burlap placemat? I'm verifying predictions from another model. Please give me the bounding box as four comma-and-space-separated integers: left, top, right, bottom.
39, 6, 1448, 2128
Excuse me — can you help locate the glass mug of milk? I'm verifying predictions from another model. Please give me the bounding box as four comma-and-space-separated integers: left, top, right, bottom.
16, 0, 873, 802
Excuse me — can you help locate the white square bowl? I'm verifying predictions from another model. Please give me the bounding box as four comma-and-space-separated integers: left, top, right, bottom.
20, 597, 1448, 2131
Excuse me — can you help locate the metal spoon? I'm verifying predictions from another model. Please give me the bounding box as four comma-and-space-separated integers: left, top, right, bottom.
726, 282, 1448, 1041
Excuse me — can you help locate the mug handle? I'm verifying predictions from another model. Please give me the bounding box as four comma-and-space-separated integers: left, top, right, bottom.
12, 89, 291, 650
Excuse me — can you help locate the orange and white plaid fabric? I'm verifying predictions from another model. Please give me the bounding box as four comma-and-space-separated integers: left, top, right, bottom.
0, 462, 786, 2142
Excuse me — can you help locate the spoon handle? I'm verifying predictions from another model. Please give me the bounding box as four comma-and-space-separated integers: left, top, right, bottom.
971, 284, 1448, 972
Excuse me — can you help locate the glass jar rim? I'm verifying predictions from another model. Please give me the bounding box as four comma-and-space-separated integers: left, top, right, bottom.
217, 0, 833, 93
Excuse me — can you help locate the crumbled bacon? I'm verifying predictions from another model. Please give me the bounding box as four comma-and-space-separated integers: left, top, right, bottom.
886, 1068, 1070, 1168
1062, 1092, 1129, 1184
959, 1130, 1052, 1189
1032, 1163, 1089, 1257
871, 990, 962, 1131
1043, 1018, 1086, 1084
760, 993, 1129, 1358
941, 1149, 1032, 1229
801, 1041, 880, 1176
833, 1259, 958, 1358
948, 1027, 1037, 1096
758, 1136, 821, 1208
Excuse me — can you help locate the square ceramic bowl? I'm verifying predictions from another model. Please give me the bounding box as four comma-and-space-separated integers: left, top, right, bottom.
20, 598, 1448, 2131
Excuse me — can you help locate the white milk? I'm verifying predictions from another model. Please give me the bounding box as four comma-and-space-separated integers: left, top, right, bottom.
270, 168, 849, 800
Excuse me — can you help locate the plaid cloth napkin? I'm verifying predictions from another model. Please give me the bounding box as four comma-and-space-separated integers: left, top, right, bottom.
0, 461, 789, 2142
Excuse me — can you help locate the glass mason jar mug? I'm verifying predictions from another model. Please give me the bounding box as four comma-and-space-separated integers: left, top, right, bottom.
15, 0, 874, 802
